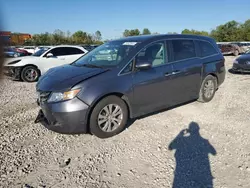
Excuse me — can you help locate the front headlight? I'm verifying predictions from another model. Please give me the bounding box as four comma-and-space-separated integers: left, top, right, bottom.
47, 89, 81, 103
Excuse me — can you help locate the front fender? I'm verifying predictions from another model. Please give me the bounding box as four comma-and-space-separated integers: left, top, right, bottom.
76, 72, 134, 110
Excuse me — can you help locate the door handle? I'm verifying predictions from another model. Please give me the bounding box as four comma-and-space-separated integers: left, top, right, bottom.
164, 72, 172, 76
172, 70, 181, 75
164, 70, 181, 76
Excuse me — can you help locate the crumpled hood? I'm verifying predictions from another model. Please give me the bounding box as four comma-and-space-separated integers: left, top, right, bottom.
36, 64, 109, 91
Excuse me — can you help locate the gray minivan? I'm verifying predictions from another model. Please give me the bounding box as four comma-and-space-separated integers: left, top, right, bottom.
35, 34, 225, 138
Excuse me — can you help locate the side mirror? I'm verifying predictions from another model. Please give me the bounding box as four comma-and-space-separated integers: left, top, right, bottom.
135, 61, 152, 70
46, 53, 53, 58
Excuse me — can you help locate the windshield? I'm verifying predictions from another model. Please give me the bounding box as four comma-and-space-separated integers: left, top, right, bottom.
32, 49, 48, 57
72, 41, 138, 67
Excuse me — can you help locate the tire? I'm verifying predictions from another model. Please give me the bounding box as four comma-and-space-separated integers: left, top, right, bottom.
89, 95, 128, 138
233, 50, 239, 56
21, 66, 40, 82
198, 75, 217, 103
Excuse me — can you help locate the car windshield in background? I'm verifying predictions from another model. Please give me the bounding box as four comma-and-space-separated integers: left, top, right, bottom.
72, 41, 138, 67
32, 49, 48, 57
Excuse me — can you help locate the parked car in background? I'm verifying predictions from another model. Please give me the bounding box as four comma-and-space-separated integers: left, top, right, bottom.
218, 43, 242, 56
3, 47, 22, 58
15, 48, 30, 56
34, 34, 225, 138
231, 52, 250, 73
4, 45, 88, 82
18, 46, 36, 54
231, 42, 250, 53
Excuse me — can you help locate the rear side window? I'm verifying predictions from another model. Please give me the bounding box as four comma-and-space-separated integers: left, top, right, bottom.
172, 40, 196, 61
46, 47, 84, 56
47, 47, 65, 56
199, 41, 218, 57
64, 47, 85, 55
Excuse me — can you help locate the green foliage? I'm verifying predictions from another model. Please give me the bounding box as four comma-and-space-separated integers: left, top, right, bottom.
210, 20, 242, 41
94, 30, 102, 41
142, 28, 151, 35
123, 29, 141, 37
24, 19, 250, 46
181, 29, 209, 36
181, 20, 250, 41
24, 29, 103, 45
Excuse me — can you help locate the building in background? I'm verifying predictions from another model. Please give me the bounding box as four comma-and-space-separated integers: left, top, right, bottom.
11, 33, 32, 45
0, 31, 32, 45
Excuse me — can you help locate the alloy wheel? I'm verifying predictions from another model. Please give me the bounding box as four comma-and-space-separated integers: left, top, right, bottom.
24, 68, 39, 82
97, 104, 123, 132
204, 80, 215, 99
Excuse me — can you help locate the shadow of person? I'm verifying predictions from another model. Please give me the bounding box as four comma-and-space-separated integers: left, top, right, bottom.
168, 122, 217, 188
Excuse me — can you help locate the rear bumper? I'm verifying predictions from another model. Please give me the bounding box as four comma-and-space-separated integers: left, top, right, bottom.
35, 97, 89, 134
3, 66, 22, 80
232, 63, 250, 72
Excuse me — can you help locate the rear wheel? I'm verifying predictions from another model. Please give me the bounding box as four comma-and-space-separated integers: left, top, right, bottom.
89, 95, 128, 138
198, 75, 217, 103
21, 66, 40, 82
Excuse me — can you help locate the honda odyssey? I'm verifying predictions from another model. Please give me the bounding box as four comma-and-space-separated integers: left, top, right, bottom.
35, 34, 225, 138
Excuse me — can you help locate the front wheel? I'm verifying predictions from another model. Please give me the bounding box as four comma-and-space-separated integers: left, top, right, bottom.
89, 95, 128, 138
198, 75, 217, 103
21, 66, 40, 82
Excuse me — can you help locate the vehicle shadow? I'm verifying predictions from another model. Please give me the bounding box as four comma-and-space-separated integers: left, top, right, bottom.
168, 122, 217, 188
125, 99, 197, 129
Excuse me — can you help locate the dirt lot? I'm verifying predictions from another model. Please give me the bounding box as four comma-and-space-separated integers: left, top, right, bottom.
0, 56, 250, 188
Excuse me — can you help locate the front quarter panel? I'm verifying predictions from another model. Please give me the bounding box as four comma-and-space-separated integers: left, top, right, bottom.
75, 70, 134, 111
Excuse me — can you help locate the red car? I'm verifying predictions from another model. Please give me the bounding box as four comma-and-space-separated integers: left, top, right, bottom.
15, 48, 30, 56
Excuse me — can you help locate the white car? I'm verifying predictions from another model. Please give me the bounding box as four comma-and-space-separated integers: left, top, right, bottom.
4, 45, 88, 82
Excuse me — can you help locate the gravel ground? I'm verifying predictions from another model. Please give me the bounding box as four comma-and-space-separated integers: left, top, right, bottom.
0, 56, 250, 188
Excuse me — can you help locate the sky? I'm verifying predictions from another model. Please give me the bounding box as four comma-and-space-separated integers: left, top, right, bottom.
0, 0, 249, 40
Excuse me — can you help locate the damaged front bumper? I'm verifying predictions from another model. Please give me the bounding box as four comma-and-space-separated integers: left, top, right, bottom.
34, 97, 89, 134
3, 66, 22, 80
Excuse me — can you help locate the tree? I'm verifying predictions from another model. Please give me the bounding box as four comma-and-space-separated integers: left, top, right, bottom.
142, 28, 151, 35
123, 29, 131, 37
123, 29, 140, 37
240, 19, 250, 41
130, 29, 140, 36
94, 30, 102, 41
210, 20, 242, 41
72, 30, 88, 44
181, 29, 209, 36
51, 29, 66, 44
